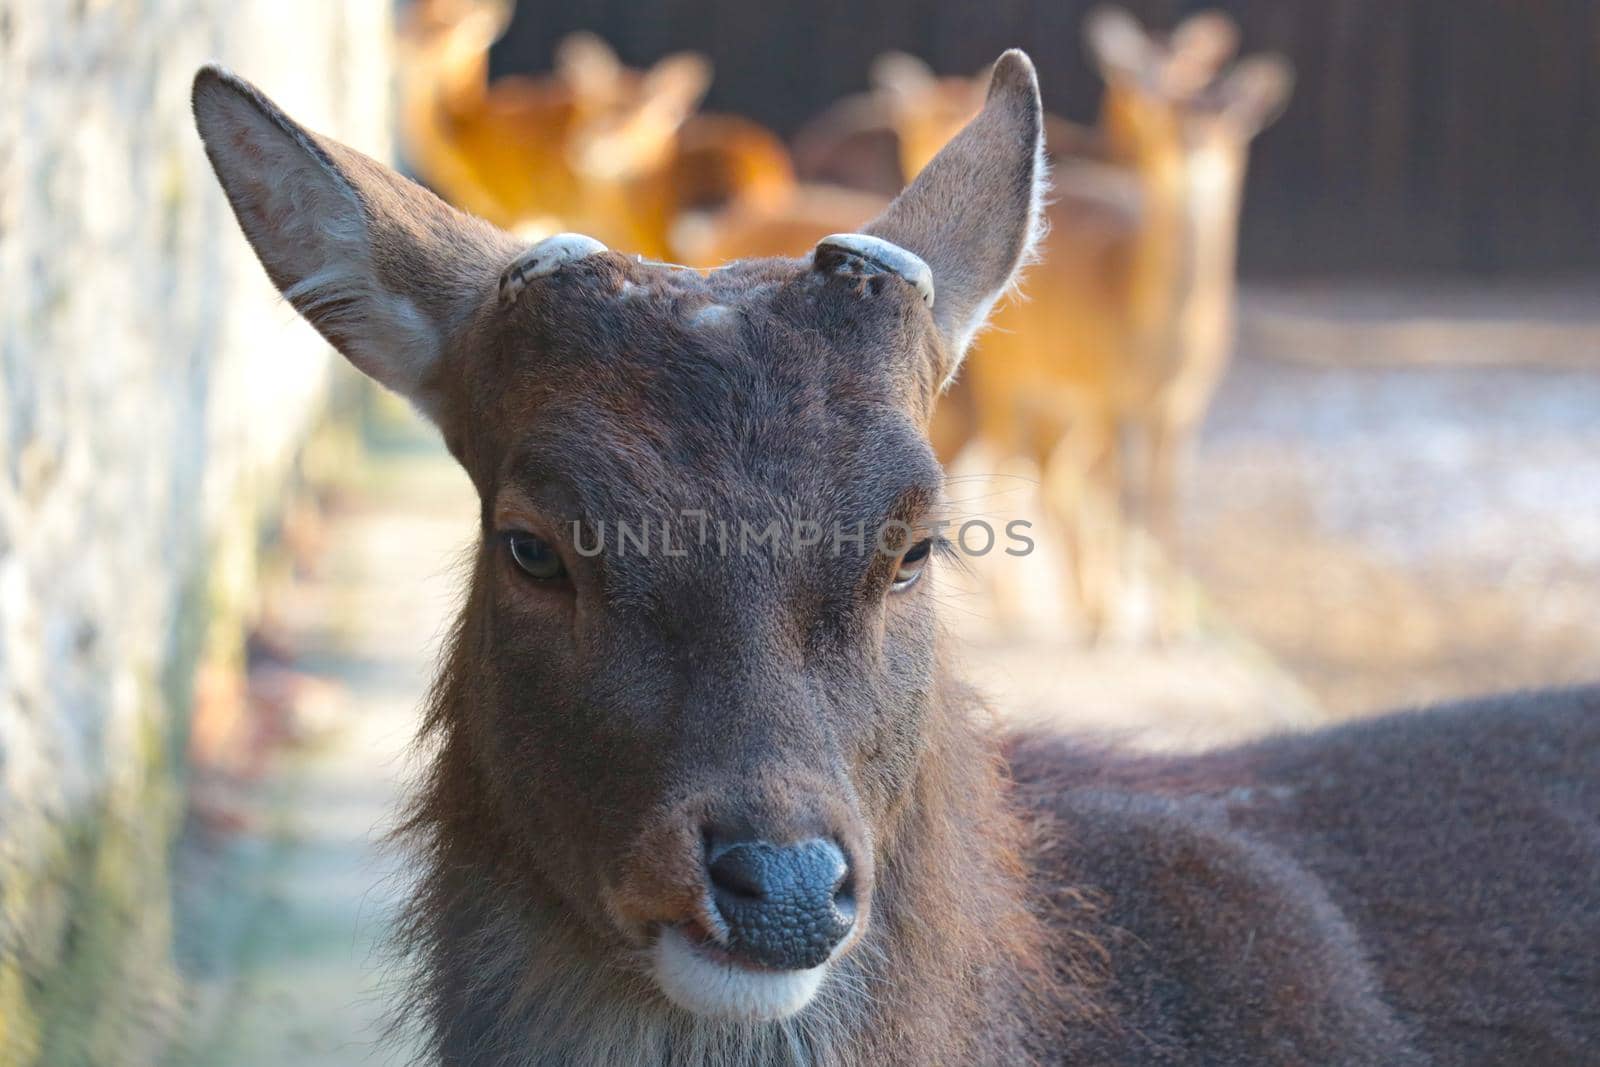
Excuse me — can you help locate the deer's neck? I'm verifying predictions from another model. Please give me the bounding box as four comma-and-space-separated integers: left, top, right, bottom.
1113, 149, 1245, 366
842, 672, 1081, 1066
399, 664, 1082, 1066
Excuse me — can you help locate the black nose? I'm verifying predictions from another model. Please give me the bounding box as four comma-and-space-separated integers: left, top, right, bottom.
705, 837, 855, 970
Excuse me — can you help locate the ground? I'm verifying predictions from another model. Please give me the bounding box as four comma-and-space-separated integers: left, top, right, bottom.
166, 452, 469, 1066
1192, 289, 1600, 714
165, 283, 1600, 1063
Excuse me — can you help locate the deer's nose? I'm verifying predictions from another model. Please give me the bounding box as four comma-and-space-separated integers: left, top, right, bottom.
705, 837, 855, 970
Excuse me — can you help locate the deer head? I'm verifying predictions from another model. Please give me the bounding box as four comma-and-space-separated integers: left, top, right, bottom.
192, 49, 1044, 1028
1086, 7, 1294, 194
553, 33, 713, 182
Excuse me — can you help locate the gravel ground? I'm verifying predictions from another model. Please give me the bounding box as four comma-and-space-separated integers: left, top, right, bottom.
1185, 284, 1600, 717
168, 449, 467, 1067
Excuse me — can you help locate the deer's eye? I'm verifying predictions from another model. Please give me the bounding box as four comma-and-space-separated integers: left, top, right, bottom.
504, 532, 568, 582
891, 538, 932, 592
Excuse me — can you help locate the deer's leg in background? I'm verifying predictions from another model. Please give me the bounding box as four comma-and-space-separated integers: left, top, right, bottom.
1046, 408, 1121, 642
947, 386, 1043, 635
1143, 406, 1202, 640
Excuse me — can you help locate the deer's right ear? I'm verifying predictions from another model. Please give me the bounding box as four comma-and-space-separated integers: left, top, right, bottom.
1164, 12, 1240, 95
1085, 6, 1156, 83
869, 52, 938, 98
192, 66, 516, 424
862, 49, 1046, 382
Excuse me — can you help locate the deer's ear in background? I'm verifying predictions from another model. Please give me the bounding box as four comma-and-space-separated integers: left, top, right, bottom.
1085, 6, 1157, 84
870, 51, 938, 98
1218, 55, 1295, 136
862, 49, 1046, 386
191, 65, 516, 425
641, 51, 714, 121
555, 32, 626, 97
1164, 11, 1241, 96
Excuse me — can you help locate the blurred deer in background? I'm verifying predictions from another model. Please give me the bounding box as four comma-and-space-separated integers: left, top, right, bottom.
667, 179, 891, 269
398, 2, 894, 277
398, 0, 793, 257
843, 9, 1292, 638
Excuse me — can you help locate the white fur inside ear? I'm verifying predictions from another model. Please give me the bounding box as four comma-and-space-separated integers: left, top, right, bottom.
280, 265, 441, 416
499, 233, 610, 305
194, 70, 447, 416
814, 234, 936, 308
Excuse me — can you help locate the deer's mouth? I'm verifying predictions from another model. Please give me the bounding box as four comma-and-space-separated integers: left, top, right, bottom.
675, 919, 774, 970
650, 921, 830, 1021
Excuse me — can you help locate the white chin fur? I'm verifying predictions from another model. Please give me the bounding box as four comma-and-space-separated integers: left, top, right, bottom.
651, 926, 827, 1021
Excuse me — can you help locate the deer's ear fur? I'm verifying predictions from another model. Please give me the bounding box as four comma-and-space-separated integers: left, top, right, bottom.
191, 65, 517, 423
1085, 7, 1156, 83
1219, 55, 1295, 137
863, 49, 1047, 385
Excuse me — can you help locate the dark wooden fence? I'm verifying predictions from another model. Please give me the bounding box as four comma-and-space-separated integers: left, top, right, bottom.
491, 0, 1600, 278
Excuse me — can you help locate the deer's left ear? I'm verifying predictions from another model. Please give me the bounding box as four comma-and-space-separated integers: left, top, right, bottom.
863, 49, 1046, 385
192, 65, 519, 425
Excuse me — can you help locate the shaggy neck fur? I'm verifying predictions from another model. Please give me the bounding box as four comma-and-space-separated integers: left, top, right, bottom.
394, 626, 1092, 1067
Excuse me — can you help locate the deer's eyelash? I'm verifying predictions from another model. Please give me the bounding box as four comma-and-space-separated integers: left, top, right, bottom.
928, 534, 972, 580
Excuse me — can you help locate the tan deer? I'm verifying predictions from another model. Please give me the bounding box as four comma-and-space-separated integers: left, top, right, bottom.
398, 1, 792, 256
194, 52, 1600, 1067
667, 180, 891, 268
868, 10, 1291, 637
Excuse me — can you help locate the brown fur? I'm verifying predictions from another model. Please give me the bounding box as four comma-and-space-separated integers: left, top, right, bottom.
193, 50, 1600, 1067
1012, 687, 1600, 1064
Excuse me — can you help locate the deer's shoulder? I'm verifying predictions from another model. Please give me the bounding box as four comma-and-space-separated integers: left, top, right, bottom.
1008, 686, 1600, 1064
1030, 784, 1420, 1065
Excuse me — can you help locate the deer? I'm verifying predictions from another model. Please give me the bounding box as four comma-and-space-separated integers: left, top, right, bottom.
848, 9, 1291, 637
665, 181, 892, 274
192, 50, 1600, 1067
398, 1, 793, 257
397, 1, 891, 273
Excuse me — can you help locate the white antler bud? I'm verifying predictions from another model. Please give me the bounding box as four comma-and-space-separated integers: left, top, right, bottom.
499, 233, 610, 305
813, 234, 935, 309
